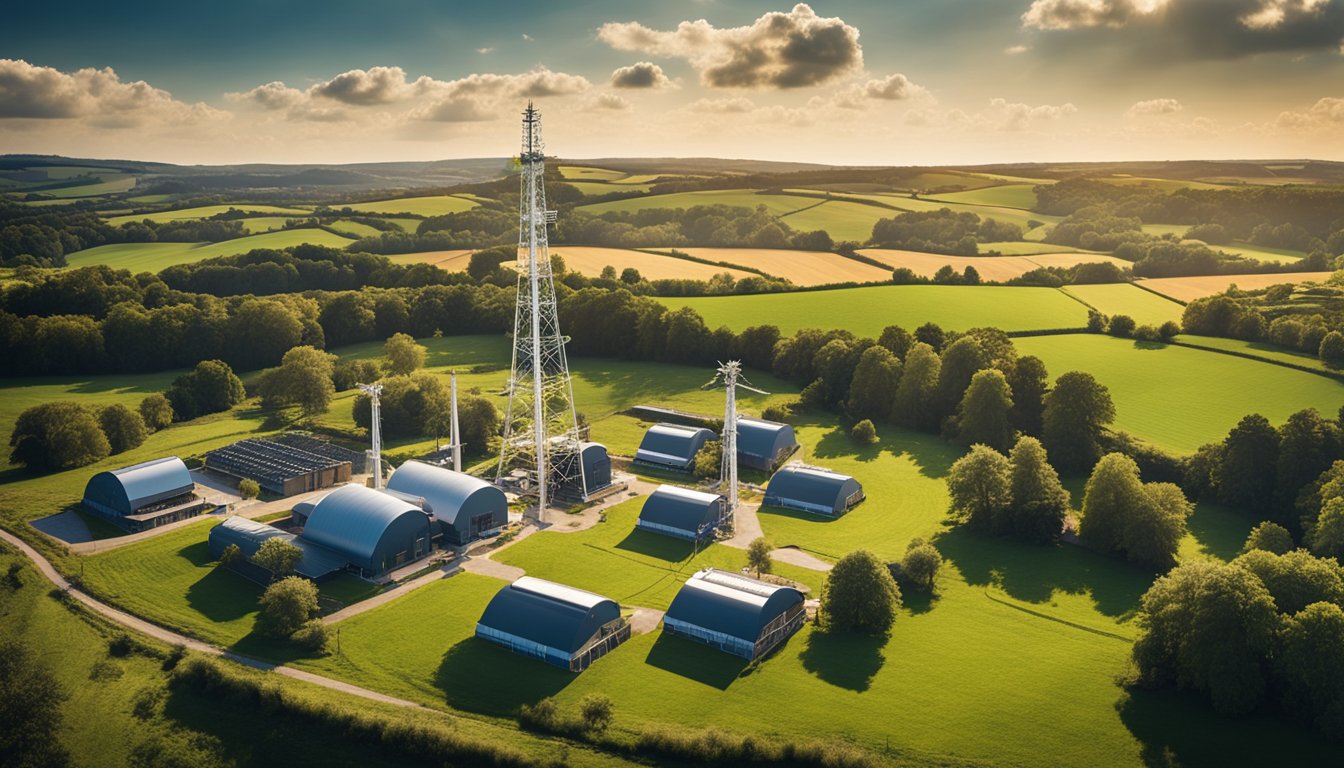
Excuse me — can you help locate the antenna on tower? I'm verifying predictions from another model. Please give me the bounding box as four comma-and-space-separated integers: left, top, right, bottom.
704, 361, 769, 532
497, 102, 587, 519
450, 370, 461, 473
358, 382, 384, 489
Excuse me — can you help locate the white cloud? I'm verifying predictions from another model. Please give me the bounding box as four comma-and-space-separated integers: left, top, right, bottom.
1276, 95, 1344, 128
597, 3, 863, 89
1126, 97, 1184, 116
0, 58, 221, 126
1005, 44, 1032, 54
832, 73, 927, 109
610, 61, 674, 89
476, 47, 495, 54
586, 93, 632, 111
985, 98, 1079, 130
522, 33, 534, 41
688, 96, 756, 113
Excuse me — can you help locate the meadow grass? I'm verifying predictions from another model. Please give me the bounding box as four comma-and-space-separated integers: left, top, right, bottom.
1061, 283, 1186, 325
859, 249, 1129, 282
925, 184, 1038, 210
779, 200, 894, 242
342, 195, 479, 216
1014, 333, 1344, 453
579, 189, 816, 217
326, 219, 384, 238
657, 284, 1090, 336
105, 204, 311, 226
978, 240, 1085, 255
559, 165, 626, 181
63, 228, 356, 271
39, 175, 138, 198
1207, 241, 1306, 264
560, 180, 654, 196
1175, 334, 1339, 374
238, 216, 302, 233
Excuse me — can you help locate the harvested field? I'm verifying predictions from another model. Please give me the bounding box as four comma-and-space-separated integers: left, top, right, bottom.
1137, 272, 1336, 303
655, 247, 892, 285
549, 246, 755, 281
382, 249, 475, 270
342, 195, 479, 216
105, 204, 310, 226
860, 248, 1130, 281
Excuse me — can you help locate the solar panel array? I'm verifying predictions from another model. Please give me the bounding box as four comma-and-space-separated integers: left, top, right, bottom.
205, 439, 348, 492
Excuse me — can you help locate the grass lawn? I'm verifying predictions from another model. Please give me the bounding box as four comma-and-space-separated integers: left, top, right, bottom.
1014, 334, 1344, 454
1175, 334, 1339, 374
579, 189, 816, 217
657, 285, 1090, 337
342, 195, 479, 216
779, 200, 893, 242
63, 228, 356, 271
105, 204, 311, 226
560, 180, 654, 196
925, 184, 1038, 210
1061, 283, 1185, 326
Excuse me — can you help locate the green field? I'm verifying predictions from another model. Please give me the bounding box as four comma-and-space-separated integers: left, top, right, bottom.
925, 184, 1038, 210
341, 195, 479, 216
37, 175, 138, 198
105, 204, 311, 227
559, 180, 655, 196
978, 241, 1089, 255
780, 199, 893, 242
579, 189, 815, 217
1061, 283, 1185, 325
1176, 334, 1339, 374
326, 219, 383, 238
1208, 241, 1306, 264
239, 216, 301, 233
1014, 334, 1344, 453
64, 228, 356, 271
657, 285, 1090, 336
559, 165, 626, 181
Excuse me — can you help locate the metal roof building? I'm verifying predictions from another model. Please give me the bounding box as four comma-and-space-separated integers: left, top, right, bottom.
634, 423, 716, 471
763, 464, 865, 517
386, 461, 508, 545
82, 456, 206, 532
578, 442, 612, 495
205, 439, 351, 497
476, 576, 630, 672
663, 569, 806, 660
636, 485, 724, 541
207, 516, 347, 581
300, 484, 433, 577
737, 418, 799, 471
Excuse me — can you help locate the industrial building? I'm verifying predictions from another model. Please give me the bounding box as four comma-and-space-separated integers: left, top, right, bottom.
271, 433, 367, 473
475, 576, 630, 672
736, 417, 799, 471
386, 461, 508, 545
763, 464, 865, 516
82, 456, 208, 532
577, 442, 612, 495
204, 438, 352, 497
662, 568, 806, 660
299, 484, 434, 577
636, 485, 725, 542
634, 423, 716, 472
207, 516, 347, 581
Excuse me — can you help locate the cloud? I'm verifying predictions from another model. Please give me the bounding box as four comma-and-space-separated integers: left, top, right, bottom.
1126, 97, 1184, 116
1276, 95, 1344, 128
984, 97, 1079, 130
610, 61, 674, 89
1021, 0, 1344, 59
522, 33, 534, 41
586, 93, 631, 111
228, 81, 304, 110
476, 47, 495, 54
832, 73, 927, 109
1004, 44, 1032, 54
308, 66, 428, 105
0, 58, 221, 126
597, 3, 863, 89
688, 96, 756, 113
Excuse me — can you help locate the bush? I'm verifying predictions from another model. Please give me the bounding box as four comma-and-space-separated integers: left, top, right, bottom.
693, 439, 722, 479
218, 543, 243, 567
138, 393, 174, 431
237, 478, 260, 500
821, 550, 901, 634
578, 693, 614, 732
1158, 321, 1181, 341
900, 538, 942, 592
1132, 324, 1161, 342
107, 633, 135, 657
760, 403, 793, 422
255, 576, 319, 639
747, 537, 773, 576
290, 619, 329, 653
100, 404, 148, 454
1107, 314, 1137, 338
849, 419, 877, 445
1243, 521, 1294, 555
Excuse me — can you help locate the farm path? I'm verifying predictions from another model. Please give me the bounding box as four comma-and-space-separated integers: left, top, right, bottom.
545, 475, 655, 534
771, 547, 834, 572
0, 527, 423, 710
629, 608, 665, 635
459, 557, 525, 582
719, 502, 831, 571
323, 561, 461, 625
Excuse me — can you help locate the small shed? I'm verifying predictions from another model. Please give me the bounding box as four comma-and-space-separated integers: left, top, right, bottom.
82, 456, 204, 532
634, 423, 716, 472
207, 516, 346, 581
386, 461, 508, 545
579, 442, 613, 495
299, 484, 433, 577
736, 418, 799, 471
763, 465, 865, 516
636, 485, 725, 541
476, 577, 630, 672
662, 569, 806, 660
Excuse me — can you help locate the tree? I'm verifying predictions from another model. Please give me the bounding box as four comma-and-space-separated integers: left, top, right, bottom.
1216, 414, 1279, 510
1278, 602, 1344, 738
619, 267, 642, 284
1007, 355, 1048, 436
579, 693, 615, 733
692, 440, 721, 479
219, 543, 243, 566
846, 345, 901, 422
821, 550, 901, 634
1107, 314, 1136, 338
332, 358, 381, 391
891, 342, 940, 431
237, 478, 260, 500
258, 346, 336, 418
0, 638, 70, 768
1042, 371, 1115, 473
1309, 497, 1344, 560
1081, 453, 1146, 555
98, 404, 147, 454
935, 336, 987, 418
746, 537, 773, 577
1232, 548, 1344, 615
946, 444, 1012, 530
914, 322, 946, 351
1319, 331, 1344, 366
255, 576, 320, 639
8, 402, 110, 472
877, 325, 913, 359
137, 393, 174, 432
467, 247, 512, 281
1275, 409, 1342, 524
1126, 482, 1192, 569
850, 419, 877, 445
384, 332, 427, 376
1243, 521, 1294, 555
900, 538, 942, 592
290, 619, 329, 653
251, 538, 302, 581
1006, 436, 1069, 543
957, 369, 1015, 452
1131, 560, 1280, 715
165, 360, 244, 421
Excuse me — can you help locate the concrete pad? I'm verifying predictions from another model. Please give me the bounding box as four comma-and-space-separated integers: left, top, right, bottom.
29, 511, 93, 544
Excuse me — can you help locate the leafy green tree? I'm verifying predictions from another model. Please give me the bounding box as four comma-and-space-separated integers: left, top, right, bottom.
579, 693, 615, 733
747, 537, 773, 577
1233, 548, 1344, 615
256, 576, 320, 639
237, 478, 260, 500
1042, 371, 1115, 473
289, 620, 329, 653
692, 440, 721, 479
8, 402, 110, 471
137, 393, 174, 432
1081, 453, 1145, 555
1276, 409, 1342, 523
1319, 331, 1344, 366
846, 345, 901, 422
1309, 497, 1344, 560
467, 247, 513, 281
1277, 602, 1344, 738
1243, 521, 1294, 555
219, 543, 244, 566
317, 293, 376, 347
957, 369, 1015, 452
946, 444, 1012, 530
850, 419, 878, 445
226, 298, 305, 372
891, 342, 940, 431
1126, 482, 1192, 569
383, 332, 427, 376
99, 404, 148, 454
332, 358, 381, 391
1216, 414, 1280, 510
900, 538, 942, 592
1107, 314, 1136, 338
0, 638, 70, 768
165, 360, 244, 421
731, 325, 782, 371
935, 336, 988, 417
914, 322, 946, 351
251, 538, 303, 582
258, 345, 336, 418
1007, 436, 1070, 543
877, 325, 913, 359
821, 550, 901, 634
1007, 355, 1049, 436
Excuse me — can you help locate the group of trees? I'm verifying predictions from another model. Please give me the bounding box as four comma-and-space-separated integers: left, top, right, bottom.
8, 395, 172, 472
947, 437, 1071, 543
870, 209, 1021, 255
1181, 287, 1344, 365
351, 372, 501, 451
165, 360, 245, 421
1080, 453, 1193, 568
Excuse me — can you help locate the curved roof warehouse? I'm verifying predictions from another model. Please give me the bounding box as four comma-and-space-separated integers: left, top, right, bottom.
82, 456, 206, 531
634, 423, 716, 471
386, 461, 508, 545
476, 576, 630, 672
663, 569, 806, 660
301, 484, 433, 576
763, 464, 865, 517
636, 485, 725, 541
736, 417, 799, 471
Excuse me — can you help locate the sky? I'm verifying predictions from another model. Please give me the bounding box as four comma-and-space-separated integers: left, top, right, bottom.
1, 0, 1342, 166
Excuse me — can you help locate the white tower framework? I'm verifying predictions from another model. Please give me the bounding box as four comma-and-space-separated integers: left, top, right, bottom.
705, 360, 769, 531
450, 370, 462, 473
358, 382, 384, 489
497, 103, 586, 515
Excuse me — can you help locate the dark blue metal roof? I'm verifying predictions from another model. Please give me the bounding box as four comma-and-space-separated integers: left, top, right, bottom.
207, 516, 346, 579
477, 577, 621, 654
301, 485, 428, 568
386, 461, 506, 526
638, 485, 722, 535
737, 418, 797, 465
763, 465, 864, 515
664, 569, 804, 642
635, 424, 715, 469
82, 456, 194, 516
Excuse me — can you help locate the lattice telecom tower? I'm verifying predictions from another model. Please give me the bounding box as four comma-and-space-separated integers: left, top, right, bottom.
706, 360, 769, 532
358, 382, 384, 489
497, 102, 586, 515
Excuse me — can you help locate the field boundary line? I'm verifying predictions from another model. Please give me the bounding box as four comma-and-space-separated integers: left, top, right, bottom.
982, 588, 1134, 642
1128, 279, 1189, 306
633, 247, 774, 278
1169, 340, 1344, 383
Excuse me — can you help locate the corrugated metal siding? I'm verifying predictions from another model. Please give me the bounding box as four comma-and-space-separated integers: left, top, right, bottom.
634, 424, 715, 469
737, 419, 798, 469
83, 457, 194, 516
763, 466, 862, 515
477, 578, 621, 654
301, 485, 430, 572
386, 461, 507, 544
637, 485, 722, 540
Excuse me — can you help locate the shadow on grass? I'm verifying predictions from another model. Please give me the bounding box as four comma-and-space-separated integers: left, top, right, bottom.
757, 504, 838, 526
1117, 687, 1336, 768
185, 553, 262, 623
799, 629, 885, 692
900, 587, 936, 616
436, 636, 574, 716
803, 418, 959, 480
228, 630, 314, 666
1185, 502, 1253, 562
614, 529, 694, 562
644, 633, 748, 690
934, 526, 1151, 619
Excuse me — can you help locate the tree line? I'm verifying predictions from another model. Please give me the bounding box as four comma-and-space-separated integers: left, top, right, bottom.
1181, 283, 1344, 366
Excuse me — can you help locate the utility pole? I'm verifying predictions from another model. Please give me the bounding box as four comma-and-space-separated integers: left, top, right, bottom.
450, 370, 462, 472
358, 382, 384, 489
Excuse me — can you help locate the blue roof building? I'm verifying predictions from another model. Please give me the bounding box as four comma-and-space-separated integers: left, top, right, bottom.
82, 456, 206, 532
578, 442, 612, 496
476, 577, 630, 672
736, 418, 798, 471
386, 461, 508, 545
207, 516, 347, 580
763, 465, 865, 517
634, 423, 716, 472
300, 484, 433, 577
636, 485, 724, 541
663, 569, 806, 660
